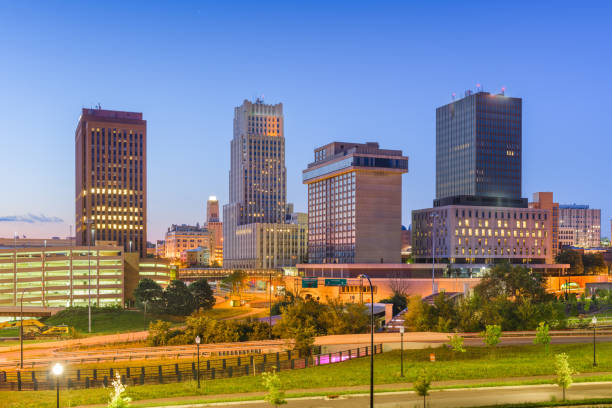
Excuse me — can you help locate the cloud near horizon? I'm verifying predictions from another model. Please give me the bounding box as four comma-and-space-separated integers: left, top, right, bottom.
0, 214, 64, 223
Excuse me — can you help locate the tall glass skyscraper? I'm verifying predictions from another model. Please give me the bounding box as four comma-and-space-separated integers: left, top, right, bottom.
435, 91, 525, 208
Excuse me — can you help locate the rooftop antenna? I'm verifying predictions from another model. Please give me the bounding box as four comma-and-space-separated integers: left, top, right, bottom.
476, 83, 482, 92
451, 92, 456, 101
96, 103, 102, 110
501, 86, 506, 96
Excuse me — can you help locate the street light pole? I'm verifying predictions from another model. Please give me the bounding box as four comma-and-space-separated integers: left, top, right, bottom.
592, 316, 597, 367
52, 363, 63, 408
400, 326, 404, 377
195, 335, 201, 388
20, 290, 24, 369
359, 274, 374, 408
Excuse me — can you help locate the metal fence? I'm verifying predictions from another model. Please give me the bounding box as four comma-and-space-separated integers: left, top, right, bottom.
0, 344, 382, 391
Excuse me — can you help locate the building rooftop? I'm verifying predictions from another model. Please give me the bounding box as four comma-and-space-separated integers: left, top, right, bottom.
559, 204, 591, 210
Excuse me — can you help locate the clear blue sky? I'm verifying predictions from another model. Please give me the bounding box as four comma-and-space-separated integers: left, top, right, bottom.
0, 1, 610, 242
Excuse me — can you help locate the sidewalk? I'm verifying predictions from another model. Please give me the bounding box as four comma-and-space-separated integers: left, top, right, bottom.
76, 371, 612, 408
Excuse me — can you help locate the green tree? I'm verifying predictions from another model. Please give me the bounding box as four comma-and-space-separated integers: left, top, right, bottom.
147, 320, 172, 346
403, 296, 431, 331
107, 372, 131, 408
262, 369, 287, 408
189, 279, 215, 311
273, 298, 329, 337
556, 249, 584, 275
534, 321, 551, 354
164, 280, 196, 316
414, 370, 432, 408
554, 353, 574, 401
379, 292, 408, 315
290, 322, 316, 357
475, 262, 549, 302
480, 324, 502, 348
223, 270, 247, 295
583, 253, 607, 275
448, 334, 466, 353
133, 279, 164, 312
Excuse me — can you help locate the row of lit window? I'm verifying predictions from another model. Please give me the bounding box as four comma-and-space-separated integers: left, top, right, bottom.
94, 224, 143, 230
455, 228, 545, 238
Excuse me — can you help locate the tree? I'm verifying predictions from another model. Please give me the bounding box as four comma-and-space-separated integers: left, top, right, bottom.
480, 324, 502, 348
448, 334, 466, 353
148, 320, 172, 346
554, 353, 574, 401
475, 262, 549, 302
262, 369, 287, 408
414, 370, 432, 408
290, 322, 316, 357
223, 270, 247, 295
133, 279, 164, 312
583, 253, 607, 275
108, 372, 132, 408
189, 279, 215, 311
556, 249, 584, 275
533, 321, 550, 354
403, 296, 431, 332
164, 280, 196, 316
379, 292, 408, 315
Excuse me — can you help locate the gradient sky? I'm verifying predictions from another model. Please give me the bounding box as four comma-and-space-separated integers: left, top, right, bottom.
0, 1, 610, 242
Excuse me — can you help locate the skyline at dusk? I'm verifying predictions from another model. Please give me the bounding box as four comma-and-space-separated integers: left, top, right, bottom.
1, 1, 610, 242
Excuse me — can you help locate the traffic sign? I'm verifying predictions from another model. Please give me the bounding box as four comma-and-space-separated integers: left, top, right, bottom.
302, 278, 318, 288
324, 278, 347, 286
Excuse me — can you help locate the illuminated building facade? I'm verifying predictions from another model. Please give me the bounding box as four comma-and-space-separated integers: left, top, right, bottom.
303, 142, 408, 264
435, 91, 525, 208
558, 204, 601, 248
529, 192, 559, 263
205, 196, 223, 265
75, 108, 147, 256
224, 99, 304, 268
164, 224, 210, 260
0, 245, 124, 308
412, 206, 551, 264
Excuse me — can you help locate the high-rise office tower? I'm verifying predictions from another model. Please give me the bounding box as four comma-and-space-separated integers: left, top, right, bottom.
435, 90, 525, 208
558, 204, 601, 248
223, 99, 306, 268
303, 142, 408, 264
75, 108, 147, 256
206, 196, 220, 223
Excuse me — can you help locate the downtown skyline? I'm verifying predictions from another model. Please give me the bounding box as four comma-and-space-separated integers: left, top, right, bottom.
0, 1, 611, 242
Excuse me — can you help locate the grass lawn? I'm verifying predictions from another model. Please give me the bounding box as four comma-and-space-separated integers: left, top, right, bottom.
2, 342, 612, 408
43, 308, 184, 335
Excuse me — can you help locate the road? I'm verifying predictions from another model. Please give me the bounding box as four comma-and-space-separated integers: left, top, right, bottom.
139, 382, 612, 408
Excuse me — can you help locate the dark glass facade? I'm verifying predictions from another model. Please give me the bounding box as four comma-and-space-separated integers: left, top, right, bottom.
436, 91, 522, 207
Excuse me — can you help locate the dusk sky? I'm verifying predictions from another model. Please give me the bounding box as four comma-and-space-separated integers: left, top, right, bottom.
0, 1, 610, 242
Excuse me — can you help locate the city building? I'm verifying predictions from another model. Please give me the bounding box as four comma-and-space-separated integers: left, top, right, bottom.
303, 142, 408, 264
0, 244, 125, 308
558, 204, 601, 248
435, 90, 525, 208
0, 244, 172, 312
181, 246, 210, 267
155, 240, 165, 258
0, 237, 75, 248
163, 224, 210, 260
205, 196, 223, 265
75, 108, 147, 257
223, 99, 306, 268
529, 192, 559, 263
412, 205, 552, 264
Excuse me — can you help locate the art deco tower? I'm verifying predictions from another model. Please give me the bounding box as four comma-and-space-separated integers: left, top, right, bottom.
75, 108, 147, 256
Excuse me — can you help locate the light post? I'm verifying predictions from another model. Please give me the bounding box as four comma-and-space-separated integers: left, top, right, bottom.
195, 335, 201, 388
20, 289, 25, 369
86, 220, 94, 334
52, 362, 63, 408
358, 274, 374, 408
269, 272, 272, 339
430, 213, 439, 296
399, 326, 404, 377
592, 316, 597, 367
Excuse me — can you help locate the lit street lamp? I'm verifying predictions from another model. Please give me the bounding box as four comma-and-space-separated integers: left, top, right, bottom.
592, 316, 598, 367
20, 289, 25, 369
358, 273, 374, 408
52, 362, 63, 408
195, 335, 201, 388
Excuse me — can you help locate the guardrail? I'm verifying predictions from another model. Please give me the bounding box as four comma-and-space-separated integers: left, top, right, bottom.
0, 344, 383, 391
